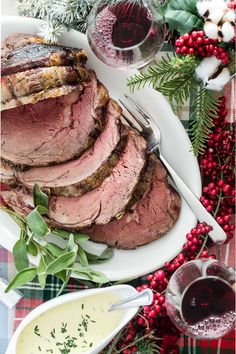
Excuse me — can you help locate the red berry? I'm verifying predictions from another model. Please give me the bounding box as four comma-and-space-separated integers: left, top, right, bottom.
176, 47, 182, 54
196, 37, 203, 45
200, 250, 209, 258
147, 274, 154, 281
181, 46, 188, 54
154, 270, 165, 281
154, 304, 162, 313
183, 33, 190, 41
192, 31, 198, 39
158, 296, 165, 305
149, 309, 157, 318
188, 48, 195, 55
150, 280, 158, 288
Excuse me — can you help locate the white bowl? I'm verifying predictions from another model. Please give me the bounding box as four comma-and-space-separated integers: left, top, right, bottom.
6, 285, 142, 354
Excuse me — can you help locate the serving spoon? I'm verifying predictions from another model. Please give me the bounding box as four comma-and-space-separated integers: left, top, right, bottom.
109, 288, 153, 311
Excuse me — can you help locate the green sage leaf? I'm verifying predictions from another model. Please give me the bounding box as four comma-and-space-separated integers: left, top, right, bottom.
44, 251, 77, 275
27, 242, 38, 257
57, 270, 72, 296
162, 0, 203, 35
52, 229, 89, 242
69, 267, 108, 284
13, 239, 29, 271
85, 247, 114, 264
33, 184, 49, 209
26, 207, 50, 237
5, 267, 37, 292
77, 244, 89, 268
37, 257, 48, 288
45, 242, 66, 257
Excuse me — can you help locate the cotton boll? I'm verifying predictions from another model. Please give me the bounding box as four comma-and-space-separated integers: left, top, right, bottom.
209, 0, 227, 11
208, 9, 225, 23
206, 68, 231, 90
223, 10, 235, 23
195, 56, 221, 84
196, 1, 212, 16
204, 21, 218, 38
221, 22, 235, 41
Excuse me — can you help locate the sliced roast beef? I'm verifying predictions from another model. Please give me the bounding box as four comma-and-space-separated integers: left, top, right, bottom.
87, 160, 181, 249
0, 187, 34, 217
49, 129, 147, 228
15, 100, 122, 195
1, 33, 46, 52
1, 72, 109, 166
1, 41, 88, 77
2, 66, 82, 103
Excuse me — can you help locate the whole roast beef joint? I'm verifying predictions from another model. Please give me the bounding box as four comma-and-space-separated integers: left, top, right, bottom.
0, 33, 181, 249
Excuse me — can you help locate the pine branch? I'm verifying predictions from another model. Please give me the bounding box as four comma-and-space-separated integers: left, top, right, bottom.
127, 55, 199, 113
190, 86, 220, 156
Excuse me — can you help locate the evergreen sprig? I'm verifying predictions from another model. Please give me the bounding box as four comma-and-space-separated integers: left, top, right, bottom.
128, 54, 199, 113
190, 86, 220, 155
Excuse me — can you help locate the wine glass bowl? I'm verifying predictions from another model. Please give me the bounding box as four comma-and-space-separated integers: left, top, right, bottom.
165, 259, 236, 339
87, 0, 165, 68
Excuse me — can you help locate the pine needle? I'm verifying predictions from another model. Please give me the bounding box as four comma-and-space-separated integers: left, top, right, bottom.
190, 86, 220, 155
127, 55, 199, 113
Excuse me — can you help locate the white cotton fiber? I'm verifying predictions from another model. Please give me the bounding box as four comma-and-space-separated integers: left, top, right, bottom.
221, 22, 235, 42
210, 0, 227, 11
197, 1, 212, 16
195, 56, 222, 85
208, 9, 224, 24
223, 10, 235, 23
206, 68, 231, 90
204, 22, 218, 38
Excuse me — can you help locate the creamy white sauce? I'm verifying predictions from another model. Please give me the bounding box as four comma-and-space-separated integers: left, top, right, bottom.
16, 292, 124, 354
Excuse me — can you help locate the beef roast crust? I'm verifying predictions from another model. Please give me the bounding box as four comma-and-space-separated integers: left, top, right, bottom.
87, 160, 181, 249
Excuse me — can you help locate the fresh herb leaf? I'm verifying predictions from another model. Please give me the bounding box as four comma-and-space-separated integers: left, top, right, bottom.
27, 242, 38, 257
77, 244, 89, 267
45, 242, 66, 257
52, 229, 89, 242
85, 247, 114, 264
13, 238, 29, 271
37, 257, 48, 288
69, 267, 108, 284
5, 267, 37, 292
161, 0, 203, 35
33, 184, 49, 209
57, 270, 72, 296
26, 206, 50, 237
44, 251, 77, 275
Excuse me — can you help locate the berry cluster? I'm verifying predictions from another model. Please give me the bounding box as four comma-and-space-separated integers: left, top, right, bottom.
111, 96, 234, 354
175, 30, 230, 64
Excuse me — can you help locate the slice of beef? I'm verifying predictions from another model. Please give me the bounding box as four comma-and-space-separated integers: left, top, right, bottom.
49, 129, 147, 228
0, 187, 34, 217
87, 160, 181, 249
1, 33, 46, 52
15, 100, 122, 196
2, 66, 82, 103
1, 83, 82, 111
1, 41, 88, 77
0, 160, 16, 186
1, 72, 109, 166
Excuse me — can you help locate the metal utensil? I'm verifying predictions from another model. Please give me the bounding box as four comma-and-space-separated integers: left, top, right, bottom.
119, 95, 226, 245
109, 288, 153, 312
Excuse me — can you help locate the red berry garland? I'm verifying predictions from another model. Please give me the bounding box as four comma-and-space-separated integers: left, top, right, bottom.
175, 30, 230, 65
112, 96, 235, 354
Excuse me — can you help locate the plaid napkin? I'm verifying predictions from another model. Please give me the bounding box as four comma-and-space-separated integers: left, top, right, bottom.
0, 46, 235, 354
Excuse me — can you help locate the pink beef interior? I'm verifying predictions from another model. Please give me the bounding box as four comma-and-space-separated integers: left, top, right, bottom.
17, 100, 121, 188
49, 130, 147, 228
1, 74, 99, 166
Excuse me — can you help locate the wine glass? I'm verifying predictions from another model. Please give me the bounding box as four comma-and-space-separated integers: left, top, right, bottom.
165, 258, 236, 339
87, 0, 165, 69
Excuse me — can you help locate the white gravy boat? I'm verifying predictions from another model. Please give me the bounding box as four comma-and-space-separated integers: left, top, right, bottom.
6, 285, 152, 354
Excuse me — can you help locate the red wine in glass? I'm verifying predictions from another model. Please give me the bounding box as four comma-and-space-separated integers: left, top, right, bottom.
165, 260, 236, 339
87, 0, 165, 68
181, 277, 235, 338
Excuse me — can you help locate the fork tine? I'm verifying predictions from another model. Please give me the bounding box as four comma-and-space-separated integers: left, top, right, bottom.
119, 99, 150, 132
124, 95, 152, 127
121, 113, 141, 132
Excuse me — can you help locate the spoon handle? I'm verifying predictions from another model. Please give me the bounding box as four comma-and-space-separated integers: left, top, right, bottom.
159, 154, 226, 244
109, 288, 153, 312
